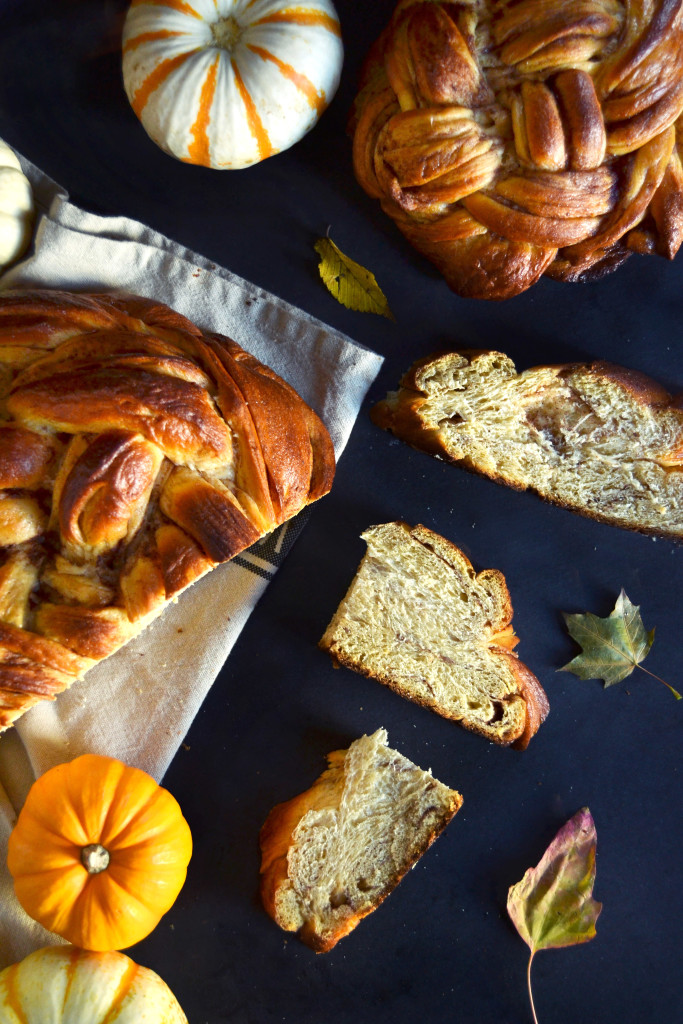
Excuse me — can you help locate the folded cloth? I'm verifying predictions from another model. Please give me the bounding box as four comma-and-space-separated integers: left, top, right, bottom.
0, 145, 383, 966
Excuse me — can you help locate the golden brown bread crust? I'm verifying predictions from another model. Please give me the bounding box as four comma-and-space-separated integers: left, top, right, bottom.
259, 777, 353, 953
0, 289, 335, 728
372, 350, 683, 536
351, 0, 683, 299
507, 656, 550, 751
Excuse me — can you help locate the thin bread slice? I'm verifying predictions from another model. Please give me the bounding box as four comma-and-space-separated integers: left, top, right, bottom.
371, 350, 683, 537
320, 522, 548, 748
259, 728, 462, 952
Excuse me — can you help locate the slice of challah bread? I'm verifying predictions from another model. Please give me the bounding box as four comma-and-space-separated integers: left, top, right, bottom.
259, 727, 462, 952
372, 350, 683, 537
320, 523, 548, 748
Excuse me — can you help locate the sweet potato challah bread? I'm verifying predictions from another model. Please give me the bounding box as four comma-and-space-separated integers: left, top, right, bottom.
259, 728, 462, 951
320, 522, 548, 748
352, 0, 683, 299
372, 351, 683, 535
0, 290, 335, 728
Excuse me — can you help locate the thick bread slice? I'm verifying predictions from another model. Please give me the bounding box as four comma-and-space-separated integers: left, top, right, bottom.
259, 728, 462, 952
372, 350, 683, 537
320, 522, 548, 748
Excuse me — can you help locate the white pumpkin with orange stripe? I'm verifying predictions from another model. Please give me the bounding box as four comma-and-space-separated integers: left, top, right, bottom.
122, 0, 344, 169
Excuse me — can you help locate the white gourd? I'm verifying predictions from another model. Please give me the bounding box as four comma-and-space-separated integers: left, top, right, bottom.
122, 0, 344, 169
0, 946, 188, 1023
0, 140, 33, 269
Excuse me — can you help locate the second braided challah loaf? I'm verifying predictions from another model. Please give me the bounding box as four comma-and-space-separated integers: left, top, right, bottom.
352, 0, 683, 299
0, 290, 335, 729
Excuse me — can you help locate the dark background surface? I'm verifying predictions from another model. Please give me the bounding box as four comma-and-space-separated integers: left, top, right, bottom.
0, 1, 681, 1021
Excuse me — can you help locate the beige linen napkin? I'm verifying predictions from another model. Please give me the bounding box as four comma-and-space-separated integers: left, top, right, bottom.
0, 146, 383, 965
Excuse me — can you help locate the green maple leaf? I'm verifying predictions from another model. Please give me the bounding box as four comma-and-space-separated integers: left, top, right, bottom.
508, 808, 602, 1024
561, 589, 680, 700
314, 236, 395, 320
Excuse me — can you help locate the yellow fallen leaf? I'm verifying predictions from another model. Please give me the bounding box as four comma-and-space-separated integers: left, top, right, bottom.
314, 237, 395, 320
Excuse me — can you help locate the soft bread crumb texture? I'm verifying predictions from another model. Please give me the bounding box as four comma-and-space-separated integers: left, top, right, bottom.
259, 728, 462, 952
372, 351, 683, 536
320, 522, 547, 747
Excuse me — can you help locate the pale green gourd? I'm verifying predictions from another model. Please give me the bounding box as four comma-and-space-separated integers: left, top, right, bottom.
0, 946, 188, 1023
0, 140, 33, 269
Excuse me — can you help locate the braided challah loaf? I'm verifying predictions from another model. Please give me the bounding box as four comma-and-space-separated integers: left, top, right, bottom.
0, 290, 335, 729
352, 0, 683, 299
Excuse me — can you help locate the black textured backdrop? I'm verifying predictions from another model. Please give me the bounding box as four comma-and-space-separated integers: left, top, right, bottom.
0, 1, 681, 1021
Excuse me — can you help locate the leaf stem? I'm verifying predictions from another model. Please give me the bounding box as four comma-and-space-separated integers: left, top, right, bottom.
637, 664, 682, 700
527, 951, 540, 1024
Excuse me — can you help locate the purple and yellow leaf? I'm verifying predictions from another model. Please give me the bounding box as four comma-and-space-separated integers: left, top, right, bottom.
507, 807, 602, 953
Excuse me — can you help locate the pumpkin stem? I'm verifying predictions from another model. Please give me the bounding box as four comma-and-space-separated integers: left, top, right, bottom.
81, 843, 110, 874
212, 16, 242, 52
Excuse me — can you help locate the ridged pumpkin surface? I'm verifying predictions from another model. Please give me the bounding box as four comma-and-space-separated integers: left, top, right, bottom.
122, 0, 344, 168
0, 140, 33, 269
0, 946, 187, 1023
7, 754, 192, 952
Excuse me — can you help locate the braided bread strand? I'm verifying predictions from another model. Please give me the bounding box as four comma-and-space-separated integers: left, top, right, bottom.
352, 0, 683, 298
0, 290, 335, 729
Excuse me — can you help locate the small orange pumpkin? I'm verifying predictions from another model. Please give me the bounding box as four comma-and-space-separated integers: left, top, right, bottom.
7, 754, 192, 951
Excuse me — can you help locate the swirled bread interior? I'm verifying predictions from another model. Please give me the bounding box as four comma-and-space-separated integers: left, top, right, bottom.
320, 522, 548, 748
372, 351, 683, 536
259, 728, 462, 952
